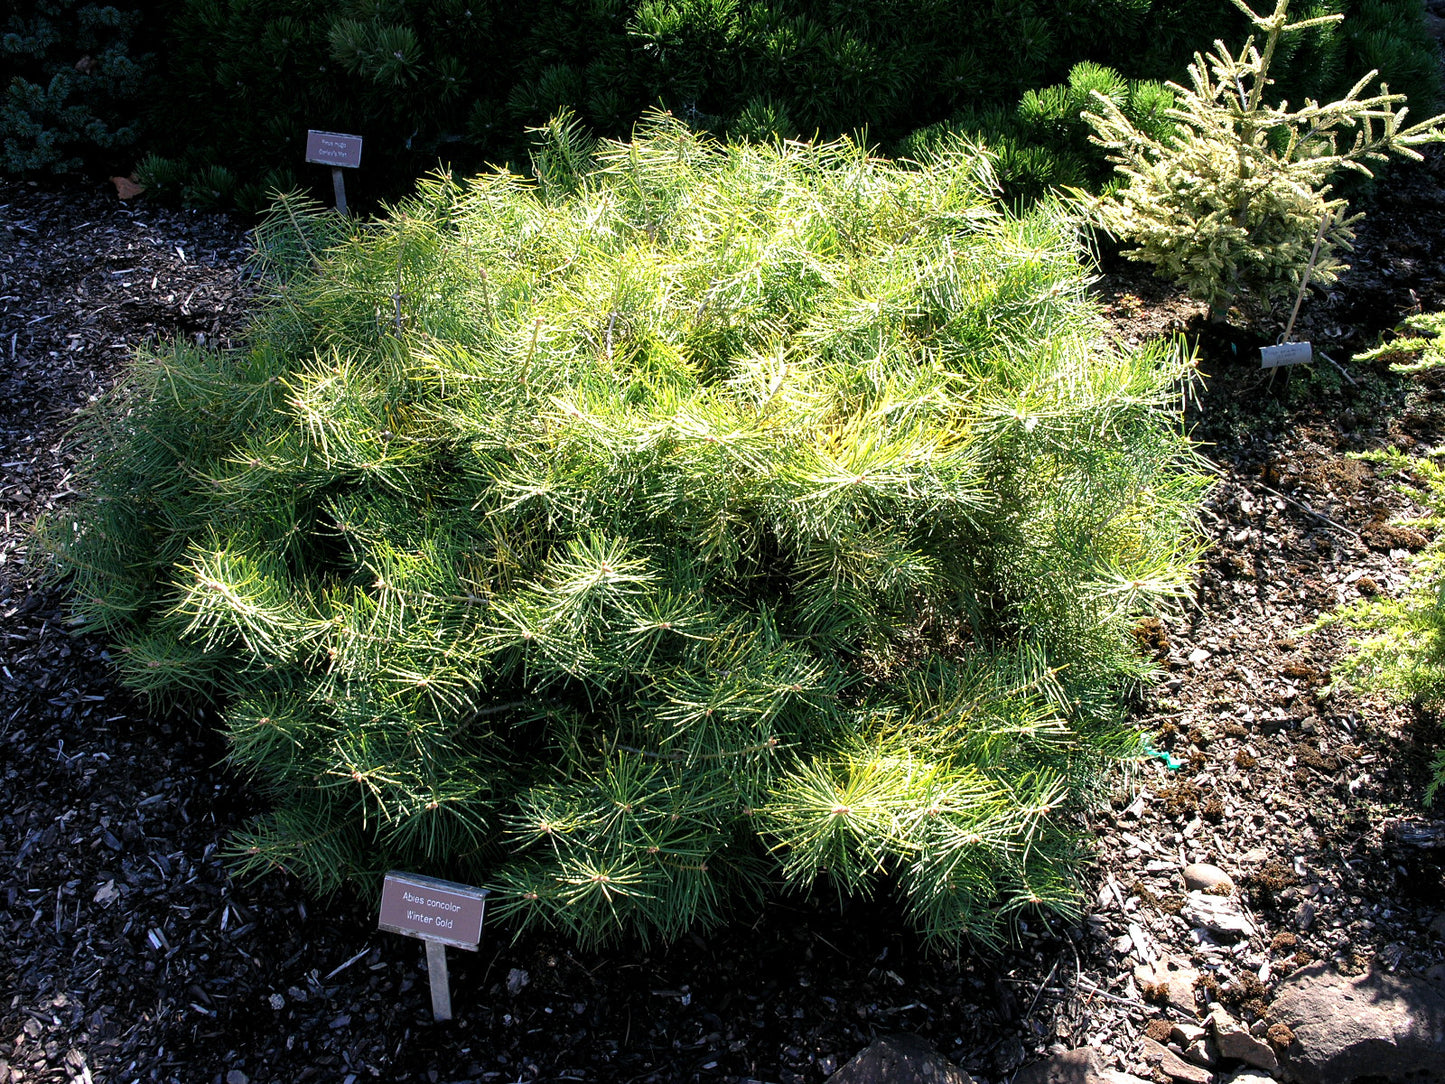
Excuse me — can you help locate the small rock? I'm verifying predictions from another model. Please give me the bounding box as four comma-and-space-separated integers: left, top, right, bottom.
1135, 956, 1202, 1016
267, 992, 285, 1011
1013, 1048, 1107, 1084
1183, 863, 1234, 894
1140, 1037, 1212, 1084
1171, 1024, 1206, 1046
1272, 963, 1445, 1083
1295, 901, 1317, 931
1382, 818, 1445, 848
1184, 890, 1255, 938
1208, 1007, 1278, 1071
226, 1073, 248, 1084
1128, 921, 1157, 964
506, 968, 530, 996
1429, 912, 1445, 939
1188, 647, 1211, 665
1223, 1074, 1275, 1084
1181, 1036, 1218, 1067
995, 1035, 1028, 1074
827, 1034, 975, 1084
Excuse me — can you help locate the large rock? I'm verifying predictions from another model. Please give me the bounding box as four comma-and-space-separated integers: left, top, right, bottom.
1012, 1048, 1151, 1084
1271, 962, 1445, 1083
827, 1034, 975, 1084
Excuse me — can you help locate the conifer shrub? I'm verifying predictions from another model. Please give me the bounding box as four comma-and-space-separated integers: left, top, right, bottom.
899, 62, 1178, 207
1081, 0, 1445, 321
1311, 313, 1445, 805
124, 0, 1441, 211
134, 0, 533, 211
2, 0, 153, 174
46, 115, 1208, 947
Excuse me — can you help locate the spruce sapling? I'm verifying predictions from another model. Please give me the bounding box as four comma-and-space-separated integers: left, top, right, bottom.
1082, 0, 1445, 322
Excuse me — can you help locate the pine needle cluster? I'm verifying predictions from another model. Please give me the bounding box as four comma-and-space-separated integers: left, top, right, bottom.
1082, 0, 1445, 321
45, 113, 1207, 948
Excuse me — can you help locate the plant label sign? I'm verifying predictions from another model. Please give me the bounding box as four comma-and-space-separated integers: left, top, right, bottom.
378, 871, 486, 950
306, 130, 364, 214
378, 871, 487, 1022
305, 130, 364, 169
1260, 341, 1313, 369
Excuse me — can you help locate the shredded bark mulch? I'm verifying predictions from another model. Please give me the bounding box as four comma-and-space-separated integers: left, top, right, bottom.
3, 160, 1444, 1084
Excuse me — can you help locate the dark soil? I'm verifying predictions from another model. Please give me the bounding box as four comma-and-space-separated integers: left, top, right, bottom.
3, 152, 1445, 1084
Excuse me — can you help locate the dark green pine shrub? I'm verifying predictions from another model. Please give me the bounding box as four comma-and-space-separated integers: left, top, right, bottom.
136, 0, 517, 211
2, 0, 153, 174
509, 0, 1440, 149
132, 0, 1440, 212
47, 116, 1208, 947
898, 62, 1179, 207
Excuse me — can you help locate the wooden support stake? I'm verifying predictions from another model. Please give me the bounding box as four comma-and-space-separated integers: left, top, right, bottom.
1282, 210, 1333, 344
425, 939, 452, 1022
1262, 209, 1333, 370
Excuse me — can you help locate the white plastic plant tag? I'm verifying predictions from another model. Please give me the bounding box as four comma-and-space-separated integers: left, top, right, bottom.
1260, 341, 1312, 368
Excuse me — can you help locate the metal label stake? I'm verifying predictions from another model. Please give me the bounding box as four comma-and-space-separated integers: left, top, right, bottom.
305, 130, 364, 215
377, 871, 487, 1022
425, 940, 453, 1021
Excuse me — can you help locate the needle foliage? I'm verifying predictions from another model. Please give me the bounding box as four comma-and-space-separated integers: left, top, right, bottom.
1310, 313, 1445, 806
1082, 0, 1445, 320
901, 61, 1179, 208
45, 114, 1207, 948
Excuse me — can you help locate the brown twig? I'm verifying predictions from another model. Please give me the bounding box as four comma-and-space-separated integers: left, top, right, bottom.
1201, 454, 1361, 539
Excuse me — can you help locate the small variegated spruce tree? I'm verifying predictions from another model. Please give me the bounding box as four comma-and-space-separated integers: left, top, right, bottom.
1083, 0, 1445, 321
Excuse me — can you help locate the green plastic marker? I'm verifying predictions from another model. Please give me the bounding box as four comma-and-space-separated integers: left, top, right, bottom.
1140, 738, 1183, 771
